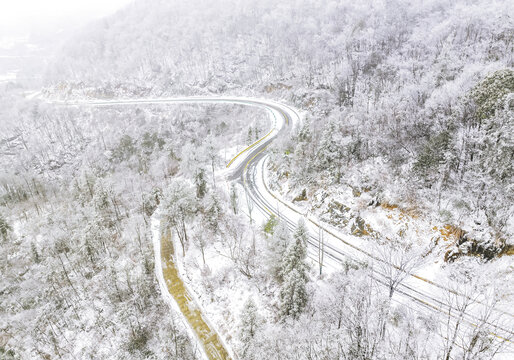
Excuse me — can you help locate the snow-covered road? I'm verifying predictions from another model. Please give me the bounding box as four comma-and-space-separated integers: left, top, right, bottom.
59, 96, 513, 357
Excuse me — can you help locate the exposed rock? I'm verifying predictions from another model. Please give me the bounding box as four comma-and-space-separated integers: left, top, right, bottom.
292, 189, 307, 202
444, 231, 505, 262
350, 216, 374, 237
320, 200, 351, 227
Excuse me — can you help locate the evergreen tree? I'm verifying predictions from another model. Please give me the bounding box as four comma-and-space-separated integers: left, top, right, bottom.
471, 69, 514, 123
413, 129, 454, 184
254, 126, 260, 141
266, 219, 291, 280
239, 297, 259, 343
111, 134, 136, 162
316, 120, 344, 181
247, 127, 253, 144
0, 214, 11, 241
280, 232, 308, 280
194, 168, 207, 199
238, 297, 260, 358
295, 122, 312, 157
291, 122, 315, 184
263, 214, 278, 235
230, 183, 238, 214
279, 268, 308, 319
204, 193, 222, 233
293, 218, 309, 247
280, 219, 309, 280
92, 179, 118, 228
31, 242, 40, 263
92, 180, 112, 212
278, 219, 310, 319
480, 103, 514, 184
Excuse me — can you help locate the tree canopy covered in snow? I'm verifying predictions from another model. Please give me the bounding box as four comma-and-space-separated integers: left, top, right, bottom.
1, 0, 513, 359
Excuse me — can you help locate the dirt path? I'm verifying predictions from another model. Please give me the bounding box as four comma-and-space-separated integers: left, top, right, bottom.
160, 225, 231, 360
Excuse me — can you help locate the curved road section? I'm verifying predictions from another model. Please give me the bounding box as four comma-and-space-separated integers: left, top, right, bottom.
59, 97, 512, 358
58, 96, 297, 360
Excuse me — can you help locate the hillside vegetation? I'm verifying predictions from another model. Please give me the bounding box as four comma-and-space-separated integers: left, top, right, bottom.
45, 0, 513, 256
1, 0, 513, 359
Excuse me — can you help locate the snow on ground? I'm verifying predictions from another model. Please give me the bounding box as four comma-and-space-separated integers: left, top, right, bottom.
259, 154, 514, 352
149, 98, 304, 356
168, 188, 277, 357
0, 71, 17, 83
265, 142, 513, 288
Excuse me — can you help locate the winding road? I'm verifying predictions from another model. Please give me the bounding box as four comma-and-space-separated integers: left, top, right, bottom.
62, 96, 513, 358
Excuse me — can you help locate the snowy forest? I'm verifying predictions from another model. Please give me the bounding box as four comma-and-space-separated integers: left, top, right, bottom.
1, 0, 513, 359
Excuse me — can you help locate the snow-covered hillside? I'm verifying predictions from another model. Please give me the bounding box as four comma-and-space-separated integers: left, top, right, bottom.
43, 0, 514, 255
1, 0, 513, 359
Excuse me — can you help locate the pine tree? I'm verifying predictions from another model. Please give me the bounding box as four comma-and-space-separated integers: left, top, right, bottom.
230, 183, 238, 214
254, 126, 260, 141
194, 168, 207, 199
292, 123, 315, 184
278, 219, 310, 319
239, 297, 260, 358
266, 219, 291, 280
471, 69, 514, 123
92, 179, 118, 228
316, 120, 344, 181
247, 127, 253, 144
293, 218, 308, 247
111, 134, 136, 162
480, 104, 514, 184
280, 234, 308, 280
279, 268, 308, 319
92, 180, 111, 212
204, 193, 222, 233
413, 129, 454, 184
0, 214, 11, 241
31, 242, 40, 263
239, 297, 259, 342
263, 214, 278, 235
280, 219, 309, 280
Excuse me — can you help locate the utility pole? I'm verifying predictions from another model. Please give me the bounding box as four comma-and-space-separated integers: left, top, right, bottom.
318, 226, 325, 276
245, 186, 253, 224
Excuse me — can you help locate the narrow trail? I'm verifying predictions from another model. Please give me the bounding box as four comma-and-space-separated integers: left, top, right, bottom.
159, 223, 231, 360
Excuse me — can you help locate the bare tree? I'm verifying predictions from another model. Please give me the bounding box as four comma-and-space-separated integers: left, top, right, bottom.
221, 215, 255, 278
162, 180, 197, 256
440, 282, 513, 360
343, 269, 385, 360
205, 135, 220, 188
192, 232, 207, 266
373, 242, 424, 299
